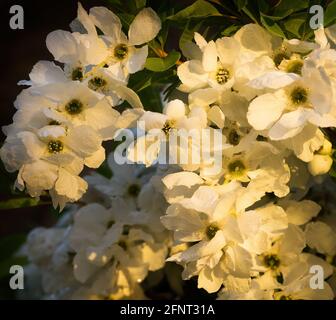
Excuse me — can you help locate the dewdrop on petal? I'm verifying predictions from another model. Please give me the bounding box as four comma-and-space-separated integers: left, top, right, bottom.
308, 154, 333, 176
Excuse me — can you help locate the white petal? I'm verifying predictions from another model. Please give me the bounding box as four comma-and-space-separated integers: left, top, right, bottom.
74, 33, 109, 66
248, 71, 300, 90
37, 125, 66, 139
247, 91, 286, 130
162, 172, 203, 190
116, 108, 144, 128
207, 105, 225, 128
84, 146, 105, 168
55, 168, 88, 201
140, 111, 167, 131
216, 37, 240, 66
163, 99, 186, 119
169, 232, 226, 262
281, 200, 320, 226
194, 32, 207, 50
308, 112, 336, 128
305, 222, 336, 256
314, 27, 328, 48
189, 88, 219, 107
279, 224, 305, 256
269, 108, 309, 140
177, 60, 208, 92
128, 8, 161, 45
27, 61, 67, 86
22, 160, 58, 195
89, 6, 122, 40
202, 41, 217, 72
127, 134, 161, 167
65, 125, 101, 158
234, 24, 272, 54
46, 30, 78, 64
77, 3, 96, 35
108, 79, 143, 109
84, 98, 120, 140
198, 266, 223, 293
125, 46, 148, 74
180, 186, 219, 215
73, 251, 99, 283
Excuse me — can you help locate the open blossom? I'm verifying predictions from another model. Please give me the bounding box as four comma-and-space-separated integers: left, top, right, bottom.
1, 68, 143, 209
47, 4, 161, 82
2, 1, 336, 301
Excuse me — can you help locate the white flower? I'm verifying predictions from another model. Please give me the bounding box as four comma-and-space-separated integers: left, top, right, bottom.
69, 202, 167, 298
88, 6, 161, 74
177, 24, 274, 94
248, 64, 336, 140
127, 99, 209, 167
46, 4, 110, 78
161, 182, 264, 292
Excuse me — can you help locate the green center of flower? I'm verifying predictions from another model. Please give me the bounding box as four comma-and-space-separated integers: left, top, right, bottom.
273, 52, 289, 67
286, 60, 303, 75
48, 140, 64, 154
88, 77, 107, 91
127, 184, 141, 197
228, 130, 241, 146
65, 99, 83, 115
114, 43, 128, 60
162, 120, 175, 136
264, 254, 280, 270
290, 87, 308, 105
216, 68, 230, 85
71, 67, 83, 81
206, 224, 219, 240
228, 160, 246, 174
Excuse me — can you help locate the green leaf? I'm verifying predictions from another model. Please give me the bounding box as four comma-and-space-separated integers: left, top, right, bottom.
272, 0, 309, 19
128, 70, 153, 92
283, 13, 307, 38
179, 20, 203, 51
234, 0, 248, 11
167, 0, 221, 21
157, 24, 169, 48
0, 197, 41, 210
145, 51, 181, 72
135, 0, 146, 9
221, 24, 241, 37
118, 13, 134, 29
260, 15, 286, 38
96, 160, 112, 179
325, 0, 336, 27
242, 5, 259, 23
138, 85, 163, 113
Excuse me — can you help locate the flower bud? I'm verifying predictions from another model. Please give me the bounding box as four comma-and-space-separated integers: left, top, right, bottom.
318, 139, 333, 156
308, 154, 333, 176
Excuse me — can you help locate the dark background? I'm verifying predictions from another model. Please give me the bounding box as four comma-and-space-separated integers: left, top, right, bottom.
0, 0, 109, 299
0, 0, 104, 237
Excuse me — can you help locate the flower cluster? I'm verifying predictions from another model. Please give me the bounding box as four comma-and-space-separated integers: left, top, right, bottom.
3, 4, 336, 300
0, 3, 160, 209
